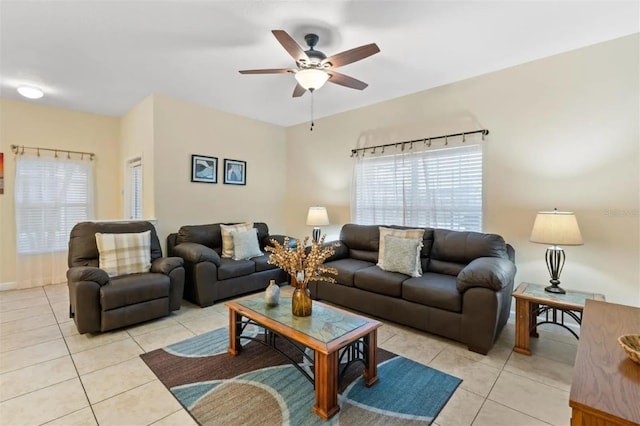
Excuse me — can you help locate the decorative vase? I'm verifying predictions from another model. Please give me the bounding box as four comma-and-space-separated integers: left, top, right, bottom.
265, 279, 280, 306
292, 286, 312, 317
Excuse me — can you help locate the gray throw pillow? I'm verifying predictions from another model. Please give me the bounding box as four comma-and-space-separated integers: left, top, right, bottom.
231, 228, 263, 260
381, 235, 423, 277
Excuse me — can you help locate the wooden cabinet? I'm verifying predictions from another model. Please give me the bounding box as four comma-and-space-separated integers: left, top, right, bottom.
569, 300, 640, 425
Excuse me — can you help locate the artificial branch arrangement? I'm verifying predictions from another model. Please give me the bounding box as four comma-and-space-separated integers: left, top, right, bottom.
265, 235, 339, 287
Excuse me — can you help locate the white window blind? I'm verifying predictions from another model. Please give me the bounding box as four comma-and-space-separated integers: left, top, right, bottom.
15, 155, 94, 255
352, 144, 483, 231
126, 157, 143, 220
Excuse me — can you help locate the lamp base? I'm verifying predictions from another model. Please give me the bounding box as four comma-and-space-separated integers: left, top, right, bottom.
312, 227, 321, 242
544, 284, 566, 294
544, 246, 566, 294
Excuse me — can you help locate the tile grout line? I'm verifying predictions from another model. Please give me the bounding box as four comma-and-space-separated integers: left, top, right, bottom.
482, 398, 556, 425
484, 346, 565, 426
44, 284, 100, 426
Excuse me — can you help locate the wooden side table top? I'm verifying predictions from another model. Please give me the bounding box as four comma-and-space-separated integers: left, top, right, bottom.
569, 300, 640, 425
513, 282, 605, 311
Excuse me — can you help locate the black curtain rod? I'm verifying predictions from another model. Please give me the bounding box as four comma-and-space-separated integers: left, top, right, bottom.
11, 144, 95, 160
350, 129, 489, 156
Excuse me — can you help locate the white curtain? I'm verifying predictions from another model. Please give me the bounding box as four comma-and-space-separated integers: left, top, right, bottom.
14, 154, 94, 288
351, 143, 483, 231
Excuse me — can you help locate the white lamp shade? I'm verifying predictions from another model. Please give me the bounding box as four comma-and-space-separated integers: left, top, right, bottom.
294, 69, 329, 91
306, 207, 329, 226
530, 210, 583, 246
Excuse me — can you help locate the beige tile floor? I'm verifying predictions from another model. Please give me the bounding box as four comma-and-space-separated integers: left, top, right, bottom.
0, 283, 578, 425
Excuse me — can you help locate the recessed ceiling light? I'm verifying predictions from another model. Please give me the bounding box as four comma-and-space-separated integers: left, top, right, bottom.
17, 86, 44, 99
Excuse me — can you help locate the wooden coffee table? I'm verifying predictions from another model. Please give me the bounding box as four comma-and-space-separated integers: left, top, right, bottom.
225, 296, 381, 420
512, 282, 605, 355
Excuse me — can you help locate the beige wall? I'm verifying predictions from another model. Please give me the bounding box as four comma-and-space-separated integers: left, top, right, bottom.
0, 94, 287, 287
285, 34, 640, 305
151, 95, 288, 249
1, 35, 637, 304
0, 99, 121, 286
120, 95, 155, 218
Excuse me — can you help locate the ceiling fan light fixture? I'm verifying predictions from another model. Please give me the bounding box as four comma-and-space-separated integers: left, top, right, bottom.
295, 69, 329, 91
17, 85, 44, 99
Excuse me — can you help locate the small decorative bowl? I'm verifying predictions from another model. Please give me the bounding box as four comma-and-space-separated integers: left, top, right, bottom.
618, 334, 640, 365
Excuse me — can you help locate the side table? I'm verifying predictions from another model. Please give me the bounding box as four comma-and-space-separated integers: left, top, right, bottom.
512, 282, 605, 356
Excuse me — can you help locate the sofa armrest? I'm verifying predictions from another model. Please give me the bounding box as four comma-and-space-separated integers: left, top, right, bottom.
457, 257, 516, 292
325, 241, 349, 263
151, 257, 184, 275
67, 266, 110, 286
172, 242, 221, 266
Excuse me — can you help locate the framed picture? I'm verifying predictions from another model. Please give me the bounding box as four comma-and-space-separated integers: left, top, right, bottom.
223, 159, 246, 185
191, 155, 218, 183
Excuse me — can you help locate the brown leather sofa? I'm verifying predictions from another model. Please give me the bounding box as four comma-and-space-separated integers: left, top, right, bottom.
167, 223, 288, 307
309, 224, 516, 354
67, 221, 185, 334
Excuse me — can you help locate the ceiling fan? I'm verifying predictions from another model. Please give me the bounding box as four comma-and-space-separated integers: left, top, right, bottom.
239, 30, 380, 97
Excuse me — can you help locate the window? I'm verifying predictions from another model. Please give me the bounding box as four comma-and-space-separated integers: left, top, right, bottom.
352, 144, 483, 231
15, 155, 94, 254
125, 157, 142, 220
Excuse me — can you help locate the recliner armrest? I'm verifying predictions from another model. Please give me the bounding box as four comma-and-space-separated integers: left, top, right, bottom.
67, 266, 110, 286
457, 257, 516, 293
173, 242, 221, 266
151, 257, 184, 275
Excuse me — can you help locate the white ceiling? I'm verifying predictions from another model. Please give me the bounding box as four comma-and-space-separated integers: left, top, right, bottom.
1, 1, 638, 127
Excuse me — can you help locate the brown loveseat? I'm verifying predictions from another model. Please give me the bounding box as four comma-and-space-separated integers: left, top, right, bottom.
309, 224, 516, 354
67, 221, 185, 334
167, 222, 289, 307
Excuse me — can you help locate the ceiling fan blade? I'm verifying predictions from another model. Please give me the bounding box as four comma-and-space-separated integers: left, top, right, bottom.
327, 71, 368, 90
239, 68, 293, 74
292, 83, 306, 97
272, 30, 309, 63
322, 43, 380, 68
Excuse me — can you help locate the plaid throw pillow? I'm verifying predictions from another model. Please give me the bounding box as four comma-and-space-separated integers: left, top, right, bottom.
95, 231, 152, 277
220, 222, 253, 258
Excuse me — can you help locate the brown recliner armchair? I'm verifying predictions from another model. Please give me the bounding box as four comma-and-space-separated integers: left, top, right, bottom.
67, 221, 185, 334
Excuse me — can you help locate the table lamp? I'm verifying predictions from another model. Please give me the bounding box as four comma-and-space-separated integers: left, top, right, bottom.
306, 207, 329, 242
529, 208, 583, 294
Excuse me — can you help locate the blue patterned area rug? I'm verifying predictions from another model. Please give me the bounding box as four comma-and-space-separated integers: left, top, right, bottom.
141, 327, 461, 425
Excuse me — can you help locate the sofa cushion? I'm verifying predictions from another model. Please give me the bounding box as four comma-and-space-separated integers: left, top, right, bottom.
436, 229, 508, 260
217, 258, 256, 280
340, 224, 380, 252
402, 273, 462, 312
176, 224, 221, 248
378, 227, 425, 268
252, 254, 278, 272
95, 231, 152, 277
220, 222, 253, 258
231, 228, 263, 260
69, 221, 163, 268
100, 273, 170, 310
324, 258, 374, 287
380, 235, 423, 277
354, 266, 405, 297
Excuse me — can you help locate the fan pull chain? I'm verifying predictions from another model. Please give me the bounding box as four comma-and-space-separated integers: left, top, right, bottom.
310, 91, 315, 131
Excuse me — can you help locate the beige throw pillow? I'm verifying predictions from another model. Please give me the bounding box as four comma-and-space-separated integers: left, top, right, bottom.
231, 228, 263, 260
377, 226, 425, 267
380, 235, 423, 277
220, 222, 253, 258
95, 231, 151, 277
